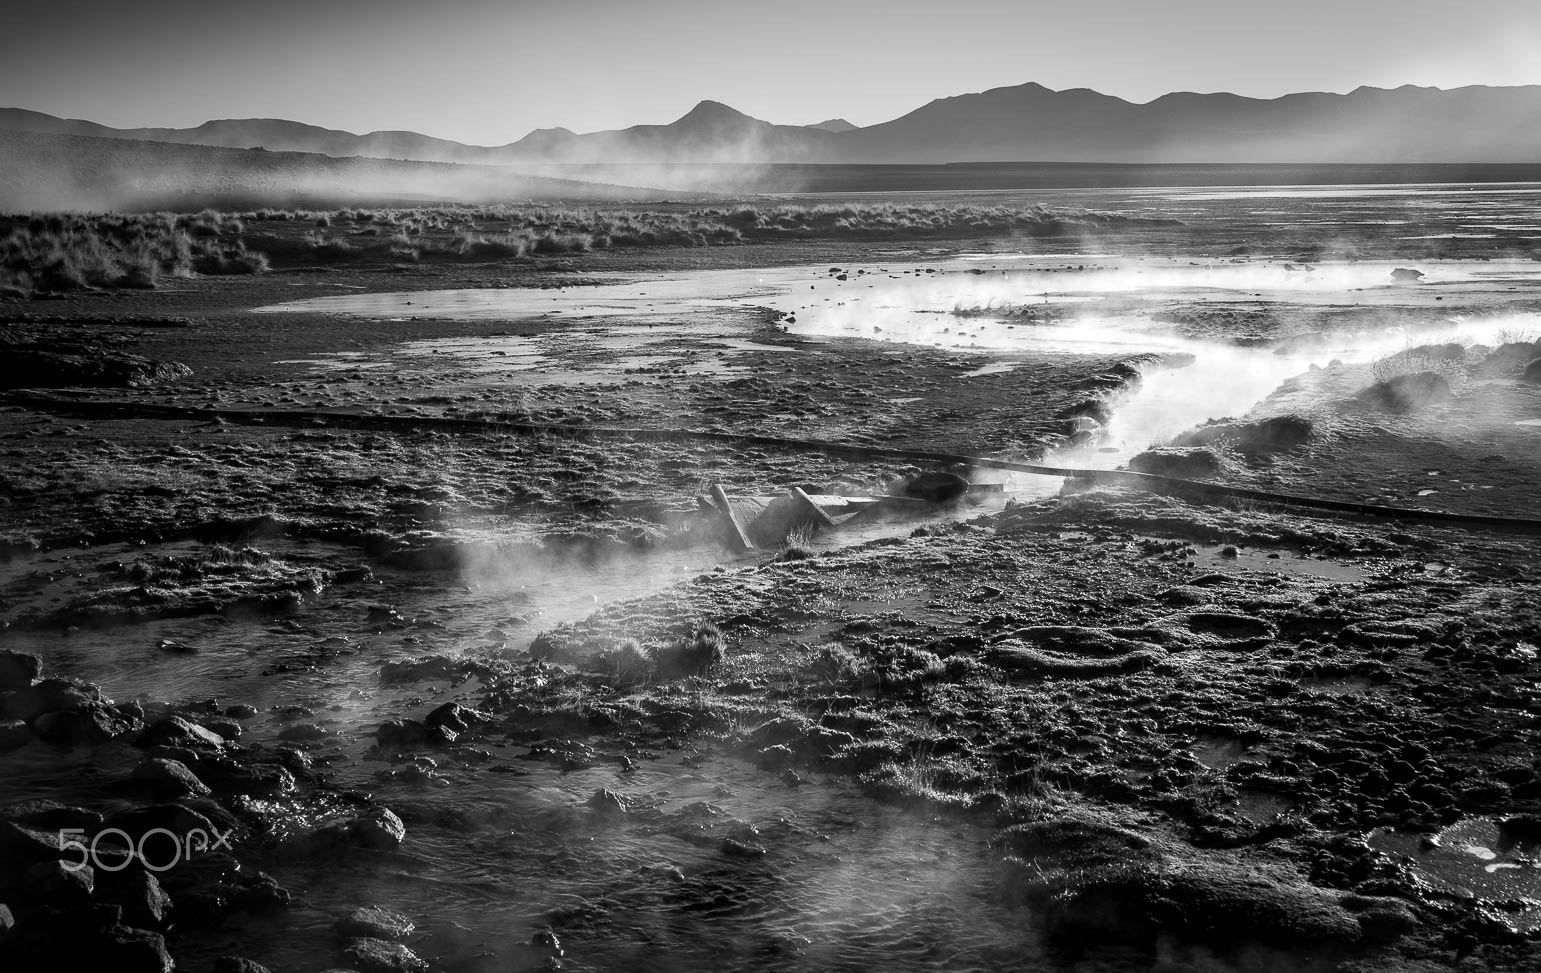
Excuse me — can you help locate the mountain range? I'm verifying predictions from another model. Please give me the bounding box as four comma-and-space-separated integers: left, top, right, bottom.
5, 82, 1541, 165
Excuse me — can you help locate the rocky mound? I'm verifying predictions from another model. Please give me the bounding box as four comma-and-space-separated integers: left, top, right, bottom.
1355, 371, 1452, 412
1173, 414, 1313, 455
996, 814, 1419, 957
1127, 446, 1226, 479
0, 348, 191, 389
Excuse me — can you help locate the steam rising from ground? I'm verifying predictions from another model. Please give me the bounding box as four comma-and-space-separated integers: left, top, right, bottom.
0, 130, 689, 212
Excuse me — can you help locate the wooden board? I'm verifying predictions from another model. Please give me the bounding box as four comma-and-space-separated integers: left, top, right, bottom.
789, 487, 839, 528
709, 483, 755, 552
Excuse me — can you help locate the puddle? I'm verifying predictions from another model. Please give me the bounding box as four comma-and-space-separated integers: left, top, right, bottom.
1189, 543, 1371, 582
961, 361, 1022, 377
1237, 789, 1294, 823
1191, 734, 1250, 770
1298, 676, 1376, 696
1370, 817, 1541, 932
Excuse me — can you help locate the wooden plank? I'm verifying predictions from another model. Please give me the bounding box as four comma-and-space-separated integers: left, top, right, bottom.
789, 487, 838, 528
709, 483, 755, 552
803, 494, 881, 510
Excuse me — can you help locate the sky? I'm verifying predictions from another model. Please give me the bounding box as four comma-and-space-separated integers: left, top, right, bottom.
5, 0, 1541, 144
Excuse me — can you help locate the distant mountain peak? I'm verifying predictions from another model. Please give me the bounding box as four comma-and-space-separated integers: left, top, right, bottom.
806, 118, 857, 133
675, 100, 752, 124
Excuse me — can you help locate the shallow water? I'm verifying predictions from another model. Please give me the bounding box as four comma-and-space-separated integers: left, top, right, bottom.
1371, 818, 1541, 933
255, 254, 1541, 476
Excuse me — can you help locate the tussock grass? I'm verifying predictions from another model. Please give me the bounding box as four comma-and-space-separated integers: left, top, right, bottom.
1, 200, 1171, 293
0, 211, 271, 295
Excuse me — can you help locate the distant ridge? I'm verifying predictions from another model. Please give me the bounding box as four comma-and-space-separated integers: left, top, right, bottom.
6, 82, 1541, 164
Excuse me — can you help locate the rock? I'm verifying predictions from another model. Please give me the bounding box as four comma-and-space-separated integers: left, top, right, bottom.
277, 722, 329, 742
212, 958, 273, 973
0, 820, 68, 865
30, 702, 140, 745
1343, 894, 1419, 944
224, 703, 260, 719
425, 701, 489, 734
335, 905, 416, 941
1390, 267, 1425, 282
0, 800, 104, 832
202, 718, 243, 739
1174, 414, 1313, 454
1007, 821, 1382, 955
0, 650, 40, 691
376, 719, 427, 749
130, 757, 212, 797
1356, 372, 1452, 412
0, 349, 192, 390
198, 759, 297, 797
338, 936, 429, 973
104, 804, 219, 849
350, 807, 406, 851
95, 924, 175, 972
25, 859, 94, 904
0, 719, 31, 753
720, 836, 767, 859
4, 678, 101, 723
1499, 813, 1541, 840
100, 871, 174, 929
903, 471, 970, 502
0, 902, 14, 936
137, 715, 224, 749
229, 871, 291, 912
586, 788, 628, 814
0, 906, 172, 970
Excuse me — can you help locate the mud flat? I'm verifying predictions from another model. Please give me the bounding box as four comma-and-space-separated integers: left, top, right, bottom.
2, 185, 1540, 971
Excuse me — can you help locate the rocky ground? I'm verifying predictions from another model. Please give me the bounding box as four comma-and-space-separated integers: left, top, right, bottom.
2, 205, 1540, 972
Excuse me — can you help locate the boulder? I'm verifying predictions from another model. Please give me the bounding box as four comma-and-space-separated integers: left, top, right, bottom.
425, 702, 488, 734
0, 719, 31, 753
0, 800, 103, 832
1356, 372, 1452, 412
129, 758, 212, 798
337, 936, 429, 973
25, 859, 94, 904
0, 650, 40, 692
0, 349, 192, 390
350, 808, 406, 851
902, 471, 970, 502
137, 715, 224, 749
100, 871, 173, 930
31, 702, 140, 745
335, 905, 415, 941
376, 719, 428, 749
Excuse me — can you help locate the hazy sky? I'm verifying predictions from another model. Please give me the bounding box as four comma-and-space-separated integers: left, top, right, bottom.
5, 0, 1540, 144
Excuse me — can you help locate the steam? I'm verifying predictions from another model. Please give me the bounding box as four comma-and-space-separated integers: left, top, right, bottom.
0, 130, 697, 213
